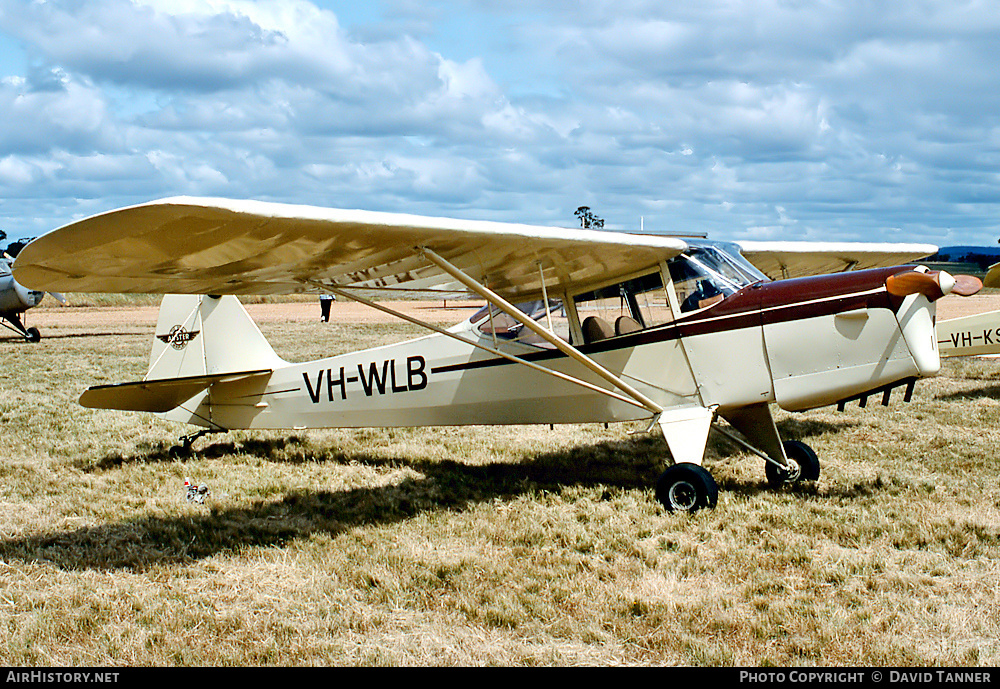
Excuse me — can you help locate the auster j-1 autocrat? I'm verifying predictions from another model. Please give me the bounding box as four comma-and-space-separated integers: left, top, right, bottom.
12, 197, 982, 512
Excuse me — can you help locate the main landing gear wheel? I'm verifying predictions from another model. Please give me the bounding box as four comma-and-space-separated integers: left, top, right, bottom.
765, 440, 820, 488
25, 327, 40, 343
655, 463, 718, 513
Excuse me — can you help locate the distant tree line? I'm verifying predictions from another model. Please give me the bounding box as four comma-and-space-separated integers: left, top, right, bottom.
924, 246, 1000, 271
0, 230, 33, 258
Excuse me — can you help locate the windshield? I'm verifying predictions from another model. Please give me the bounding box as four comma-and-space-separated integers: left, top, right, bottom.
669, 244, 766, 313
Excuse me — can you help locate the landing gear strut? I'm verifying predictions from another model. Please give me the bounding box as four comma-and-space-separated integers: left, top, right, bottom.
653, 402, 823, 512
653, 431, 822, 513
710, 418, 821, 490
2, 314, 40, 342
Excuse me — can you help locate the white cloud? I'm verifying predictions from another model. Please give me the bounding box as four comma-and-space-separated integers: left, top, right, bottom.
0, 155, 36, 185
0, 0, 996, 245
0, 67, 117, 154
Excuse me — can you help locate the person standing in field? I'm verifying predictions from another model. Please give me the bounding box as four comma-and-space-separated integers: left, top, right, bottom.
319, 293, 335, 322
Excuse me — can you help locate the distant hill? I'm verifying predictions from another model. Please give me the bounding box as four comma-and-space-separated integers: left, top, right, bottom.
920, 246, 1000, 274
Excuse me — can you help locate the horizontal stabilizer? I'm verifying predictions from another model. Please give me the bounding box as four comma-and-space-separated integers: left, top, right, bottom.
79, 369, 272, 412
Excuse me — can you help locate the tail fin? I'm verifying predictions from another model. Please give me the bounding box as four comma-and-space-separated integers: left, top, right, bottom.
147, 295, 286, 380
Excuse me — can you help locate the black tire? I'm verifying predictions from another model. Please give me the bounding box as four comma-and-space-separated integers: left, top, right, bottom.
765, 440, 820, 487
25, 327, 40, 343
655, 463, 718, 513
168, 444, 192, 459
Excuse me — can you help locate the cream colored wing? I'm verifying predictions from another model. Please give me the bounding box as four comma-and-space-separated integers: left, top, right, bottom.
736, 240, 938, 280
13, 197, 687, 300
983, 262, 1000, 288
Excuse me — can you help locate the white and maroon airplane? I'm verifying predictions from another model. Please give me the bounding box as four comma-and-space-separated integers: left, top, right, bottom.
13, 197, 979, 512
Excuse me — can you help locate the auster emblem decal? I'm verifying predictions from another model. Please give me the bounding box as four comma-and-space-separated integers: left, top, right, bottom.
157, 325, 200, 350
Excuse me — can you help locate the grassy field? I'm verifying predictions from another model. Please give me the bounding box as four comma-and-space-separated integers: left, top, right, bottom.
1, 301, 998, 666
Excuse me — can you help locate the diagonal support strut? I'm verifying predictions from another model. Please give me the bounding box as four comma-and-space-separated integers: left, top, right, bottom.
323, 283, 652, 411
419, 247, 665, 415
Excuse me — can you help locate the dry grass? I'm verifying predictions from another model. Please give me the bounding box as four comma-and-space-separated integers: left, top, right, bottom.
1, 300, 999, 666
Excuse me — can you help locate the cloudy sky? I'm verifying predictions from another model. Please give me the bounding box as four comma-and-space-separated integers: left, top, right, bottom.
0, 0, 998, 247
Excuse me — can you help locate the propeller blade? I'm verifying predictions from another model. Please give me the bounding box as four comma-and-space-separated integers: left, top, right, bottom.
885, 270, 944, 300
49, 292, 68, 305
885, 270, 982, 301
951, 274, 983, 297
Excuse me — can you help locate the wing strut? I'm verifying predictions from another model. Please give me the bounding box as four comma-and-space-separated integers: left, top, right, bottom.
324, 284, 650, 411
419, 247, 665, 415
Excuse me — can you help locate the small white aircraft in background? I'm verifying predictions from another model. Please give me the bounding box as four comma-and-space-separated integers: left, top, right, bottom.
0, 255, 45, 342
0, 238, 67, 342
13, 197, 981, 512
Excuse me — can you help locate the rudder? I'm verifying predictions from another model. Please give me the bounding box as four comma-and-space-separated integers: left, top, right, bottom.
147, 295, 286, 380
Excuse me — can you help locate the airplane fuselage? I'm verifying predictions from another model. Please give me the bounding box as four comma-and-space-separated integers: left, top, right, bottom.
0, 258, 44, 315
157, 266, 939, 433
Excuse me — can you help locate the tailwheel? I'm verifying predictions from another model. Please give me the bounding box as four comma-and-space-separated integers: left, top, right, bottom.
765, 440, 820, 488
168, 428, 219, 458
168, 443, 193, 459
655, 463, 718, 513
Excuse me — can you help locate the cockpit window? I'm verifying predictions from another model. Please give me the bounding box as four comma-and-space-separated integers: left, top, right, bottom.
573, 270, 674, 344
468, 243, 767, 348
474, 300, 569, 347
